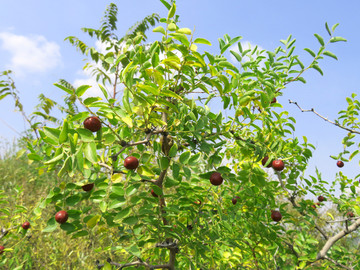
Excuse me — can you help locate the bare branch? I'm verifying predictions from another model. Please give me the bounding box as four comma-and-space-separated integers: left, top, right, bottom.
289, 99, 360, 134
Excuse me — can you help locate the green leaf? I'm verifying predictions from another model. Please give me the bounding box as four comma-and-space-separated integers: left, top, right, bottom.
53, 83, 73, 95
314, 34, 324, 46
28, 153, 42, 161
60, 223, 76, 232
153, 26, 166, 35
44, 127, 60, 145
114, 208, 131, 222
138, 84, 160, 95
160, 157, 170, 170
72, 230, 89, 238
330, 36, 347, 43
188, 153, 201, 165
168, 143, 178, 158
160, 89, 182, 100
44, 152, 64, 165
76, 85, 91, 97
312, 64, 323, 76
323, 51, 338, 60
98, 84, 109, 99
84, 97, 102, 105
42, 218, 57, 232
84, 142, 98, 163
304, 48, 316, 57
123, 216, 138, 226
331, 23, 340, 33
77, 128, 94, 142
66, 195, 81, 206
194, 38, 212, 46
176, 28, 191, 35
325, 22, 331, 36
159, 0, 171, 9
86, 215, 101, 229
230, 50, 242, 62
59, 119, 69, 144
167, 3, 176, 18
58, 156, 71, 177
180, 151, 191, 164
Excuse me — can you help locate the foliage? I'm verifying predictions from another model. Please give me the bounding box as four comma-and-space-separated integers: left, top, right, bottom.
2, 1, 360, 269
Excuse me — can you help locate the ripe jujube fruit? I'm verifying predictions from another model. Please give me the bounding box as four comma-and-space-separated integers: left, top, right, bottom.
272, 160, 285, 171
337, 161, 344, 168
261, 156, 272, 168
271, 210, 282, 222
124, 156, 139, 170
83, 116, 101, 132
22, 221, 30, 230
347, 211, 355, 218
0, 246, 4, 254
318, 196, 325, 202
232, 198, 237, 205
55, 210, 68, 224
82, 183, 94, 192
151, 189, 158, 198
210, 172, 223, 186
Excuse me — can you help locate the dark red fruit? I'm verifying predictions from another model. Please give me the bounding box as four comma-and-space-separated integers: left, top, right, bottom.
232, 198, 237, 205
210, 172, 223, 186
347, 211, 355, 218
151, 189, 158, 198
22, 221, 30, 230
271, 97, 277, 104
311, 204, 317, 209
318, 196, 325, 202
124, 156, 139, 170
271, 210, 282, 222
83, 116, 101, 132
272, 160, 285, 171
55, 210, 68, 224
261, 156, 272, 168
0, 246, 4, 254
82, 183, 94, 192
337, 161, 344, 168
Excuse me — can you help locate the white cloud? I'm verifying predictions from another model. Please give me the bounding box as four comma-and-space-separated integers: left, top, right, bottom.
0, 32, 62, 75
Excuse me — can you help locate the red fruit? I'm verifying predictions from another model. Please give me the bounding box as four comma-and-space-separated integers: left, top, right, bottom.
271, 97, 277, 104
151, 189, 158, 198
232, 198, 237, 205
83, 116, 101, 132
311, 204, 317, 209
55, 210, 68, 224
318, 196, 325, 202
261, 156, 272, 168
0, 246, 4, 254
347, 211, 355, 218
271, 210, 282, 222
210, 172, 223, 186
337, 161, 344, 168
124, 156, 139, 170
82, 183, 94, 192
272, 160, 285, 171
22, 221, 30, 230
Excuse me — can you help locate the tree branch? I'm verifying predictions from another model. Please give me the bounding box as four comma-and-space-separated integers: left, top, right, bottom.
289, 99, 360, 134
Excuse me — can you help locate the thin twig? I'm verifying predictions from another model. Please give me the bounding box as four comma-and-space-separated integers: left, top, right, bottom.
289, 99, 360, 134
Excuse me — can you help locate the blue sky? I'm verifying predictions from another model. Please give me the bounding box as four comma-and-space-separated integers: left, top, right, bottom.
0, 0, 360, 184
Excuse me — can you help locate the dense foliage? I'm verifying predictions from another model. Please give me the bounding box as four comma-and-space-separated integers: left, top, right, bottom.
1, 1, 360, 269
